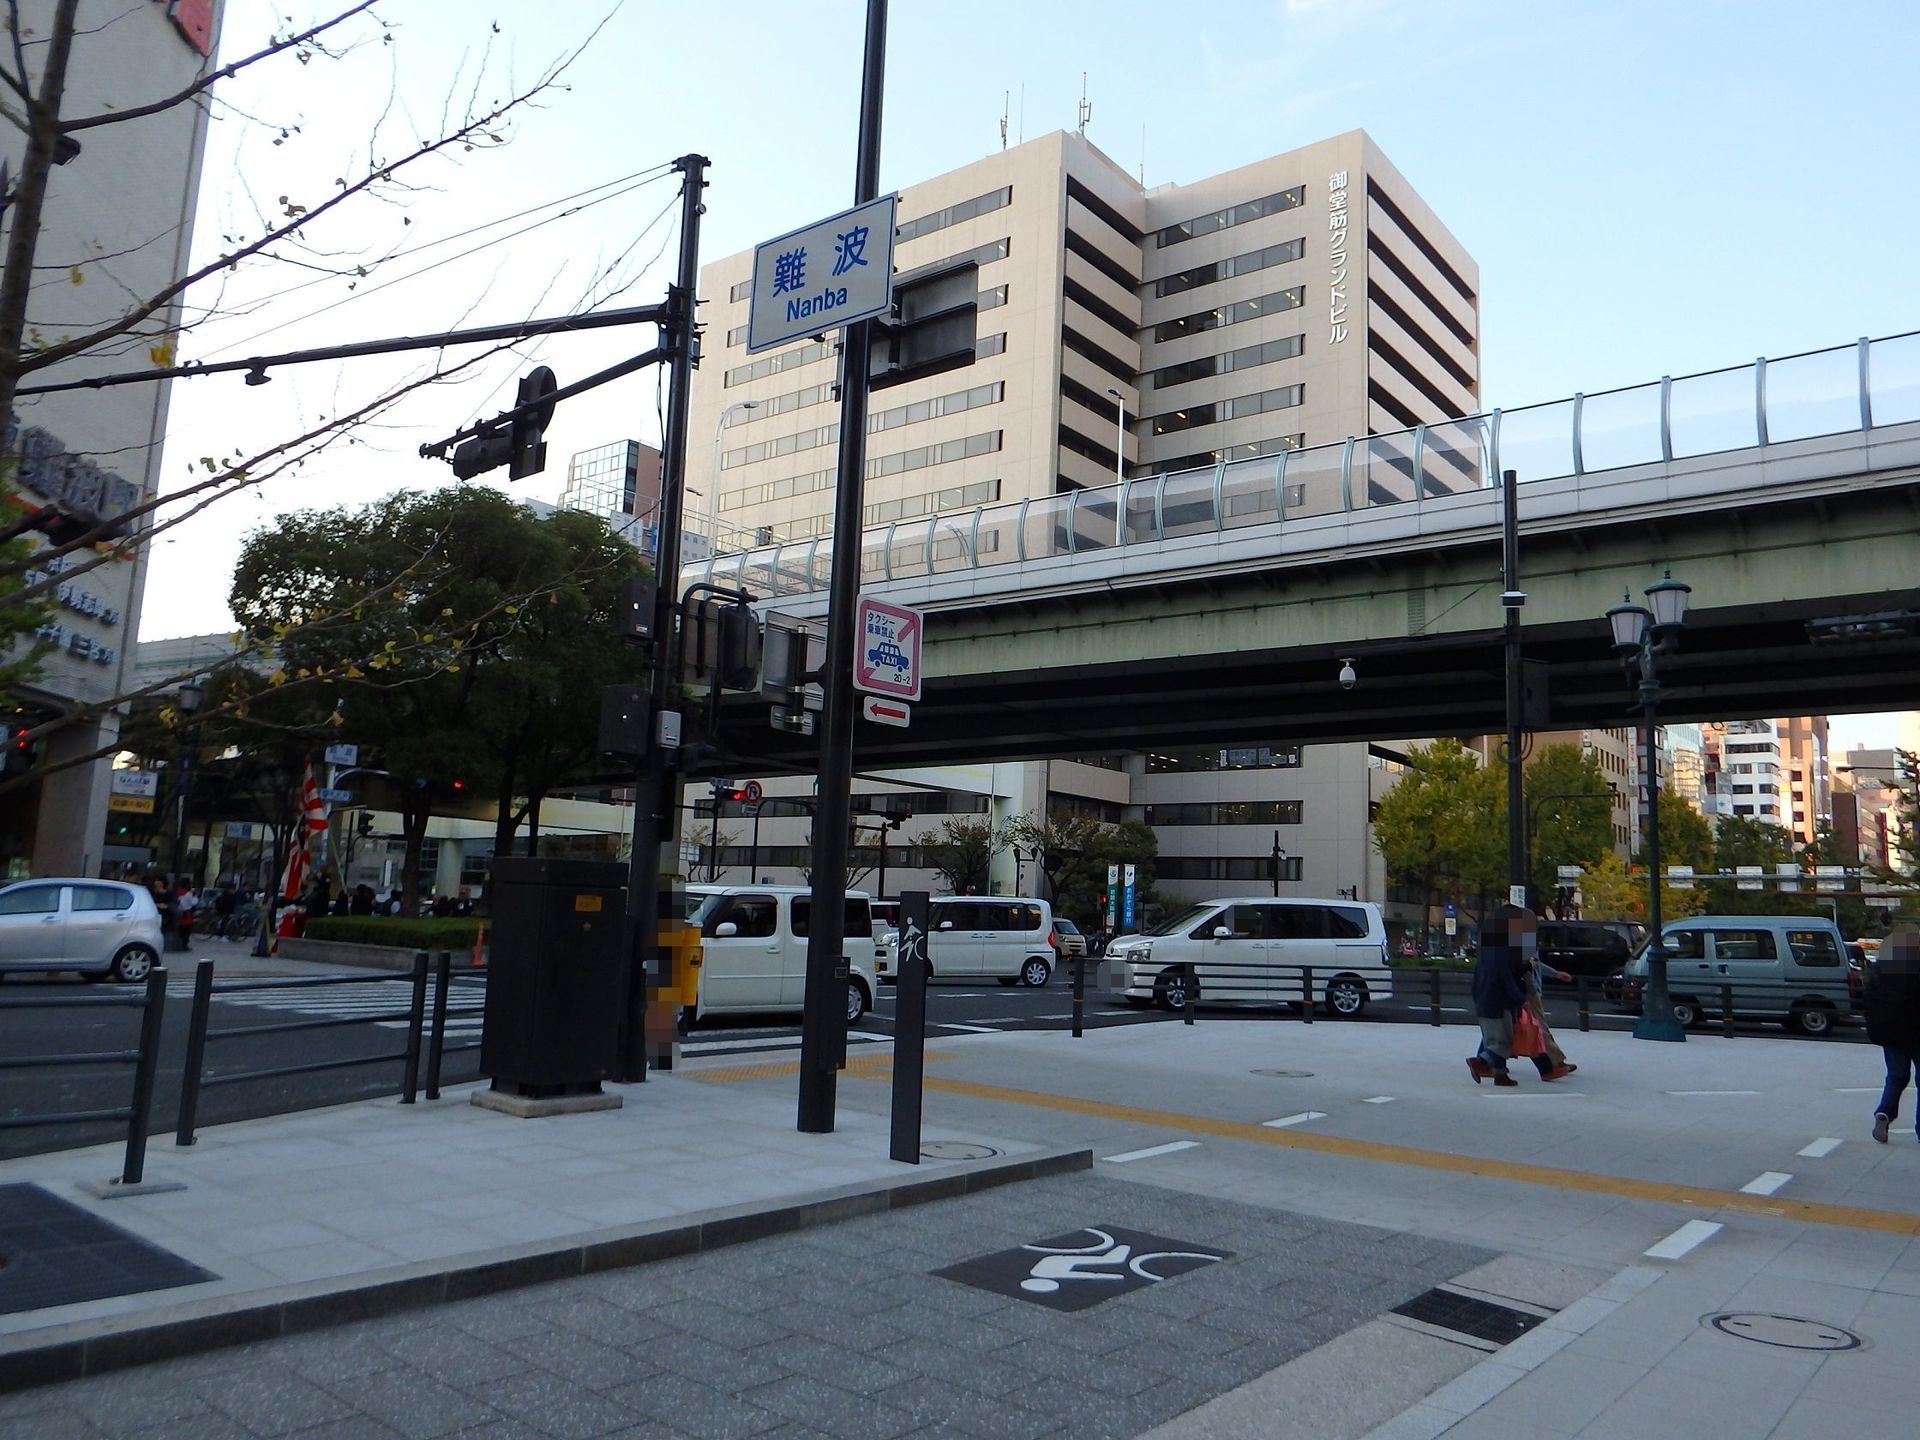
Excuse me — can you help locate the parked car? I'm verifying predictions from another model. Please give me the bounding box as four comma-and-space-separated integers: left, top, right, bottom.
877, 896, 1057, 987
1537, 920, 1643, 981
680, 884, 880, 1025
0, 878, 164, 982
1106, 896, 1391, 1017
1052, 917, 1089, 961
1611, 915, 1852, 1034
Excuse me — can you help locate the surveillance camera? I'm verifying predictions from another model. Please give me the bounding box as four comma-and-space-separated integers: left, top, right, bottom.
1337, 658, 1357, 691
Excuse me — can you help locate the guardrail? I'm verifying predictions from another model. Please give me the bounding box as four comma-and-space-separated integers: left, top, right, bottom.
1114, 956, 1863, 1040
686, 328, 1920, 601
425, 951, 487, 1099
174, 954, 430, 1146
0, 969, 167, 1185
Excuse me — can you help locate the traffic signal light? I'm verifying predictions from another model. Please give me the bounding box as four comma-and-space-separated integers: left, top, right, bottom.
509, 366, 557, 480
4, 716, 35, 776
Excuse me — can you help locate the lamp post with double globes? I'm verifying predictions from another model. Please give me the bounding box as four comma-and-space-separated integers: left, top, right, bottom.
1606, 571, 1692, 1042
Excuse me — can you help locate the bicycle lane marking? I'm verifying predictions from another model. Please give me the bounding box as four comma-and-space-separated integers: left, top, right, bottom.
900, 1073, 1920, 1238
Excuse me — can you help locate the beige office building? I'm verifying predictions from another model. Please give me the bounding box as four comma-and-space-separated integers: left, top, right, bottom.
688, 130, 1478, 915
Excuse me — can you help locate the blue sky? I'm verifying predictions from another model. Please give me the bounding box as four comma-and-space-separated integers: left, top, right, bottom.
140, 0, 1919, 741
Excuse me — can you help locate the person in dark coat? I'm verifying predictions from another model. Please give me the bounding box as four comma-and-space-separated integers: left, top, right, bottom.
1866, 929, 1920, 1143
1467, 904, 1533, 1087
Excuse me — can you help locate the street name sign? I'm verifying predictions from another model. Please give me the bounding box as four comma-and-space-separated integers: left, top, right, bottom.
746, 195, 897, 354
110, 771, 158, 797
324, 743, 359, 767
854, 595, 922, 700
317, 787, 355, 804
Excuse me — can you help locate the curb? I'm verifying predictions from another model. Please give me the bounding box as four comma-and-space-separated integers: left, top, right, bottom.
0, 1144, 1092, 1394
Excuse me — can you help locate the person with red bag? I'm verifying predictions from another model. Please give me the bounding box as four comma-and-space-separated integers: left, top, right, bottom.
1520, 948, 1577, 1082
1468, 905, 1533, 1087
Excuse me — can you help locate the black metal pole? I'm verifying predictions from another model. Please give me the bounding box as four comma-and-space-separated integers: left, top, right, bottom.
175, 958, 214, 1146
167, 742, 194, 950
889, 890, 929, 1163
799, 0, 887, 1135
400, 951, 428, 1101
1634, 683, 1684, 1041
1271, 831, 1281, 897
621, 153, 709, 1083
122, 967, 167, 1185
750, 806, 762, 882
1501, 468, 1526, 909
427, 952, 451, 1099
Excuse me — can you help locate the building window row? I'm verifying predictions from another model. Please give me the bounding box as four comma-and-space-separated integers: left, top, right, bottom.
896, 185, 1012, 244
1157, 855, 1304, 883
1153, 236, 1304, 299
1151, 433, 1305, 474
724, 336, 836, 388
866, 477, 1001, 527
1150, 383, 1303, 437
722, 465, 836, 513
871, 380, 1004, 434
1151, 333, 1303, 390
1154, 285, 1303, 344
868, 429, 1002, 481
1156, 185, 1304, 249
1144, 800, 1304, 826
1366, 232, 1475, 349
1146, 745, 1302, 773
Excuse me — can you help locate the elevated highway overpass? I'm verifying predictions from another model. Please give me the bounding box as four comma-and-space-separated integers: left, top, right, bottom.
684, 332, 1920, 770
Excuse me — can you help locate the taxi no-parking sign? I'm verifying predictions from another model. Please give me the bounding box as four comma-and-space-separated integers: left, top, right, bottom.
854, 596, 922, 700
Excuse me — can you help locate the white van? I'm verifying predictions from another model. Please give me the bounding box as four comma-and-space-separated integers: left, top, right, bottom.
681, 885, 882, 1024
876, 896, 1057, 987
1107, 897, 1391, 1017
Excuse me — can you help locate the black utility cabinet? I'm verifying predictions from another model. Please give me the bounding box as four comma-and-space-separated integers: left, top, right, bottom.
480, 857, 626, 1097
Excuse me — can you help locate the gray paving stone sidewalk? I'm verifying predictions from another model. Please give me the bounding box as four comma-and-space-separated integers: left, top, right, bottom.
0, 1171, 1492, 1440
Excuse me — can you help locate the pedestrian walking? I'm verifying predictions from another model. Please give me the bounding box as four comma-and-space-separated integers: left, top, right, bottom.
173, 878, 197, 952
1866, 929, 1920, 1144
1524, 951, 1578, 1082
213, 883, 237, 941
1467, 904, 1533, 1087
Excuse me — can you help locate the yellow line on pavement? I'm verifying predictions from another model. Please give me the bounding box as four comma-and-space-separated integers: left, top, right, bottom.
691, 1050, 955, 1084
912, 1074, 1920, 1238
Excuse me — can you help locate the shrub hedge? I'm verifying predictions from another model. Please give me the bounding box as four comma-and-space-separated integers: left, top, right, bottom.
302, 916, 487, 951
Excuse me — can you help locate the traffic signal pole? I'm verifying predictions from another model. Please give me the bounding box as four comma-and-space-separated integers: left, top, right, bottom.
620, 153, 709, 1082
798, 0, 888, 1134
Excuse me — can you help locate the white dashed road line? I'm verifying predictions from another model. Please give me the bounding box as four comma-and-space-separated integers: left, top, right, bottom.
1645, 1219, 1723, 1260
1664, 1089, 1762, 1096
1101, 1141, 1201, 1164
1740, 1172, 1793, 1196
1361, 1096, 1396, 1105
1261, 1111, 1327, 1129
1798, 1137, 1844, 1158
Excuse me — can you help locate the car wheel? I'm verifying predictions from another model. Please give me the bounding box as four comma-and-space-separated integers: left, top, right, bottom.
846, 977, 871, 1024
1669, 997, 1699, 1028
1324, 976, 1367, 1018
1156, 967, 1192, 1012
1020, 957, 1052, 988
110, 946, 156, 984
1792, 1002, 1833, 1037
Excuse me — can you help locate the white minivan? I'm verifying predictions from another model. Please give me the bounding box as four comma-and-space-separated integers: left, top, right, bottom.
681, 885, 882, 1024
1107, 896, 1392, 1017
876, 896, 1057, 987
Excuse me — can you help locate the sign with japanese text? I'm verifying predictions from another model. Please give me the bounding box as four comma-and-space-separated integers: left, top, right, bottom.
110, 771, 158, 797
746, 195, 897, 354
853, 595, 921, 700
1327, 171, 1350, 344
1122, 864, 1136, 929
324, 743, 359, 767
109, 795, 156, 814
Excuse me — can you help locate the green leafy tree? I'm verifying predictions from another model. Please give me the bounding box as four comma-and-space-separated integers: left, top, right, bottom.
1373, 738, 1505, 928
1524, 743, 1614, 914
1006, 811, 1159, 932
229, 488, 640, 913
1703, 815, 1810, 915
915, 815, 1006, 896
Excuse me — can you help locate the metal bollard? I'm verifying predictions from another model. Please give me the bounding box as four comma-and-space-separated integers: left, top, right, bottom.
175, 959, 216, 1147
1721, 984, 1735, 1038
426, 952, 453, 1099
1182, 963, 1196, 1025
400, 952, 428, 1103
1577, 976, 1591, 1033
1429, 968, 1442, 1026
1071, 953, 1085, 1039
1300, 967, 1314, 1024
122, 968, 168, 1186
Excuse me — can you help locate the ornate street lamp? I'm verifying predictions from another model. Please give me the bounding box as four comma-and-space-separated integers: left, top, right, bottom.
1606, 570, 1691, 1042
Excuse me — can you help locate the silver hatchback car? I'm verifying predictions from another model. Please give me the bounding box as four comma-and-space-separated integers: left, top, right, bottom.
0, 878, 165, 982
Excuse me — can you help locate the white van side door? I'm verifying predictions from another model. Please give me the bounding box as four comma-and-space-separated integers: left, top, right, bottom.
701, 893, 784, 1011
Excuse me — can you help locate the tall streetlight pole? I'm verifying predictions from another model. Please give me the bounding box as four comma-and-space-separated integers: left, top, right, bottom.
1606, 570, 1692, 1043
167, 681, 204, 948
703, 399, 759, 559
1105, 386, 1126, 485
1500, 468, 1527, 910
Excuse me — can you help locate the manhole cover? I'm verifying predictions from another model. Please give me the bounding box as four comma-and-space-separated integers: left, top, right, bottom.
1250, 1069, 1316, 1079
1706, 1313, 1864, 1351
921, 1141, 1000, 1160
